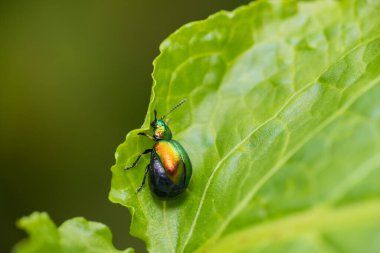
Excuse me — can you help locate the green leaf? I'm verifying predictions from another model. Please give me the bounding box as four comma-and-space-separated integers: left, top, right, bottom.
109, 0, 380, 252
13, 212, 133, 253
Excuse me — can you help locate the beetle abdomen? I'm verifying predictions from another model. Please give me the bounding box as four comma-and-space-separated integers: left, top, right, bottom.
149, 140, 191, 198
149, 154, 185, 198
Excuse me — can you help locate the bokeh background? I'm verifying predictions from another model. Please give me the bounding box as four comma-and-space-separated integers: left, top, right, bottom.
0, 0, 250, 252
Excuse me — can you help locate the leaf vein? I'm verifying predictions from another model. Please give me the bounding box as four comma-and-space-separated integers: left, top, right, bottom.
205, 62, 380, 249
182, 34, 380, 252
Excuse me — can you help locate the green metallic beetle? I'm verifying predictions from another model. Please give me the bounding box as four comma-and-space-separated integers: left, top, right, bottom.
125, 99, 192, 198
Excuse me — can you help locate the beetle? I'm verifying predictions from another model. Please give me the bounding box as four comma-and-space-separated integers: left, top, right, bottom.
125, 99, 192, 198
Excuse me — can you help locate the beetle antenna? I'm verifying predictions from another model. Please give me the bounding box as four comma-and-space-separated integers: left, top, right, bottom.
161, 98, 187, 120
154, 110, 157, 121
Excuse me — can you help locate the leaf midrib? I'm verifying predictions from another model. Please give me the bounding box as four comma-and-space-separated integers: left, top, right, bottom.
200, 149, 380, 252
181, 33, 380, 253
196, 199, 380, 253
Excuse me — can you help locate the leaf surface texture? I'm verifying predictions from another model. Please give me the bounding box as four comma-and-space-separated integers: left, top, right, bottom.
110, 0, 380, 252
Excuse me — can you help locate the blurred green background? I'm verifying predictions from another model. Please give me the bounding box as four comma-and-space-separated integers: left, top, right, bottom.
0, 0, 249, 252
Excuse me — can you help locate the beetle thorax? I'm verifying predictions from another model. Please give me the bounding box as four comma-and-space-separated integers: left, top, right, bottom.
152, 120, 172, 140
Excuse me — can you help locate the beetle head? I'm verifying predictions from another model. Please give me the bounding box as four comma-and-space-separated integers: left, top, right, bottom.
151, 119, 172, 140
150, 99, 186, 140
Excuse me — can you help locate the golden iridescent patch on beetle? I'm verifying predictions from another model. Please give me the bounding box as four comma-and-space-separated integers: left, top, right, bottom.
155, 141, 184, 184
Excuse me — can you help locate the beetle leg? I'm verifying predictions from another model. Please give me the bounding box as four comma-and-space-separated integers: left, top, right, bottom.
138, 132, 156, 141
125, 149, 152, 170
137, 165, 149, 192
